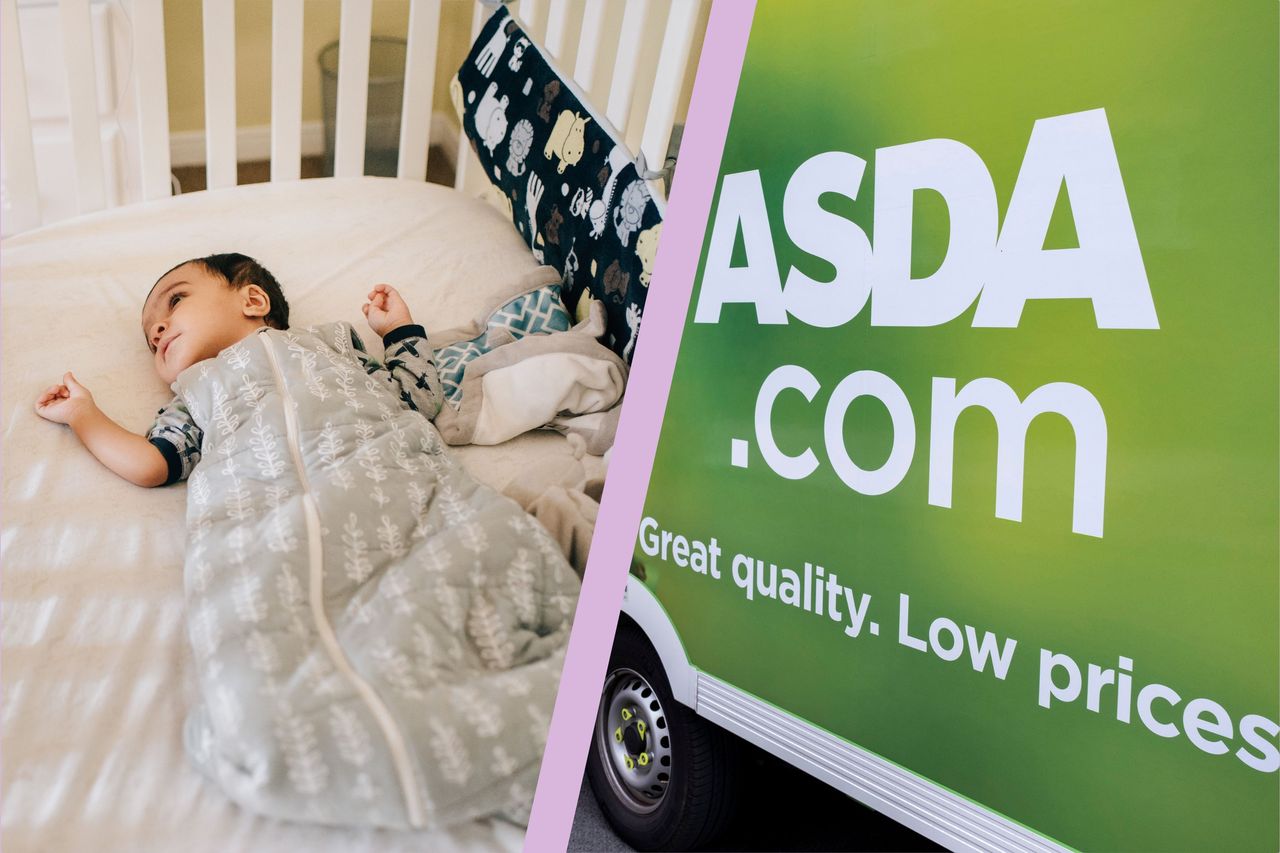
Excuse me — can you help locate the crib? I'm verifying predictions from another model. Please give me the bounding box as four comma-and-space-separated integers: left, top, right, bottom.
0, 2, 706, 850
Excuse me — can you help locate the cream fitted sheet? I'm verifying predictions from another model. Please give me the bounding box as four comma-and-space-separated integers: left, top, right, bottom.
0, 177, 603, 852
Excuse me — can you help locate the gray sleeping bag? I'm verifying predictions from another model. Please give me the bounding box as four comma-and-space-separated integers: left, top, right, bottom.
146, 321, 580, 829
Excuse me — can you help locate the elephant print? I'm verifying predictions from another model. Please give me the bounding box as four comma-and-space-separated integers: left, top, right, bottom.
613, 179, 651, 248
506, 120, 534, 177
475, 82, 509, 155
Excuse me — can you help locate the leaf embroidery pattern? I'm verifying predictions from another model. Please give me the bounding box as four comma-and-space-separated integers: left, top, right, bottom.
286, 334, 329, 402
453, 686, 502, 738
232, 570, 268, 624
491, 745, 518, 778
328, 705, 378, 802
507, 780, 533, 824
275, 700, 330, 796
239, 375, 265, 412
264, 483, 289, 510
265, 506, 298, 554
222, 456, 255, 523
317, 422, 342, 463
467, 591, 515, 671
380, 565, 416, 617
501, 672, 534, 699
507, 548, 538, 626
458, 521, 489, 556
328, 351, 364, 412
191, 598, 222, 662
245, 630, 280, 676
438, 484, 473, 526
526, 703, 551, 751
376, 515, 407, 559
276, 565, 309, 639
406, 480, 434, 540
428, 717, 472, 787
249, 414, 285, 479
190, 468, 211, 508
210, 382, 240, 441
342, 514, 374, 584
434, 577, 465, 635
354, 423, 388, 485
226, 343, 252, 371
371, 639, 423, 699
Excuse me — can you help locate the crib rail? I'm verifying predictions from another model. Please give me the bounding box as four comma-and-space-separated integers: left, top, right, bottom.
1, 0, 706, 237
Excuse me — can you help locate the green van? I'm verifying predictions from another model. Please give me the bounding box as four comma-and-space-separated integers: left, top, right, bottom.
583, 2, 1279, 850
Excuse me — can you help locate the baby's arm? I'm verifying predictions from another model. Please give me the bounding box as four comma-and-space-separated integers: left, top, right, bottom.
34, 372, 169, 487
360, 284, 445, 419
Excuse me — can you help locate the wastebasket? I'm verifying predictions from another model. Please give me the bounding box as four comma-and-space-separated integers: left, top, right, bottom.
319, 36, 407, 177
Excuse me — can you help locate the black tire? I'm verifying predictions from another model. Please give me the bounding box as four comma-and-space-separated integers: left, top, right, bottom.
585, 619, 740, 851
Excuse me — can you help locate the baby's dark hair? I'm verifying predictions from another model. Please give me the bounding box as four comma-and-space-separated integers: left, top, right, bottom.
158, 252, 290, 329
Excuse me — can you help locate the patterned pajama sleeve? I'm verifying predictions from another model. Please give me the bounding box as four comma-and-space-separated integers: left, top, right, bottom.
147, 396, 204, 486
350, 324, 445, 420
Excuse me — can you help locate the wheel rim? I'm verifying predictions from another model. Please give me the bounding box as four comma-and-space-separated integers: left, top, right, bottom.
595, 666, 673, 815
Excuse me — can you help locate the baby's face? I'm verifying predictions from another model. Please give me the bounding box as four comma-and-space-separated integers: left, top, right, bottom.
141, 263, 267, 384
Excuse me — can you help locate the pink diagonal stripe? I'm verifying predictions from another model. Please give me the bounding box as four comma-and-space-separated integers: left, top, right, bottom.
524, 2, 757, 850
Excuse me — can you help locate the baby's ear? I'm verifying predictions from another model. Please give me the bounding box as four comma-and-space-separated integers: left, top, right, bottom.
242, 284, 271, 319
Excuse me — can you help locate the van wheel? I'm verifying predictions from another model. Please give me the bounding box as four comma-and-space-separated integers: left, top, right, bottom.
586, 621, 739, 850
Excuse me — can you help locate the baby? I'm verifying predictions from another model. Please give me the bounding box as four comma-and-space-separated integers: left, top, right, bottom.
36, 253, 434, 481
34, 253, 579, 829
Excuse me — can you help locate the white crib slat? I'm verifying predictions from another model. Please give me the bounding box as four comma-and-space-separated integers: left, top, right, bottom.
397, 0, 441, 181
572, 0, 608, 97
333, 0, 373, 178
131, 0, 170, 200
543, 0, 570, 58
605, 0, 651, 133
202, 0, 237, 189
452, 0, 486, 192
59, 0, 106, 213
639, 0, 699, 185
270, 0, 304, 182
1, 0, 42, 231
521, 0, 545, 40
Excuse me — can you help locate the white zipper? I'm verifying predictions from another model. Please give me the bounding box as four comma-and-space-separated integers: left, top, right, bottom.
259, 330, 426, 828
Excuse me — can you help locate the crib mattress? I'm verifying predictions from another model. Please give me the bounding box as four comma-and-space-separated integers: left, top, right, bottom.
0, 177, 602, 852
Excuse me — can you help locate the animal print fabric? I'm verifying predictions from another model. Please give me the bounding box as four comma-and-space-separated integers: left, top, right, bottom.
455, 6, 664, 363
151, 323, 580, 829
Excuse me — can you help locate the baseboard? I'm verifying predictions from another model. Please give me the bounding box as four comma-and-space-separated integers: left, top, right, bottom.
169, 111, 461, 171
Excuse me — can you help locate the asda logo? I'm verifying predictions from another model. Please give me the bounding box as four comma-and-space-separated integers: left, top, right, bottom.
696, 108, 1156, 329
696, 109, 1157, 538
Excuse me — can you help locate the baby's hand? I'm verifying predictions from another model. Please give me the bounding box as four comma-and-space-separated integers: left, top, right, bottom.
35, 372, 97, 426
362, 284, 415, 338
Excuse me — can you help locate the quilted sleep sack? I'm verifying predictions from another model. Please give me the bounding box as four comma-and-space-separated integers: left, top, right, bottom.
147, 321, 580, 828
